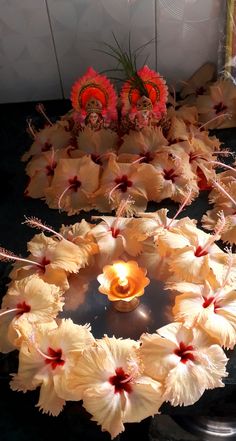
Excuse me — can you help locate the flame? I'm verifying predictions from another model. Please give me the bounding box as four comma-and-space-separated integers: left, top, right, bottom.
113, 262, 129, 286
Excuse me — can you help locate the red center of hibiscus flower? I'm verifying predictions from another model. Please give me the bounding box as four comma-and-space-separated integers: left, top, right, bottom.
174, 341, 195, 364
213, 102, 227, 115
110, 227, 120, 238
69, 137, 77, 148
196, 167, 212, 191
115, 175, 133, 193
45, 347, 65, 370
91, 153, 102, 165
196, 86, 206, 96
16, 301, 31, 314
39, 256, 51, 273
202, 296, 214, 308
109, 367, 132, 394
202, 296, 220, 312
41, 141, 52, 152
194, 246, 208, 257
139, 152, 154, 163
45, 161, 57, 176
163, 168, 178, 182
68, 176, 81, 191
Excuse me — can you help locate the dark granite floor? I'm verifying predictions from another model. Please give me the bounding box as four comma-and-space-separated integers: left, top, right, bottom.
0, 100, 236, 440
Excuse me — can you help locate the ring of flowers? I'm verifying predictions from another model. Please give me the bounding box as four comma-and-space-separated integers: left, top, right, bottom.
0, 207, 235, 439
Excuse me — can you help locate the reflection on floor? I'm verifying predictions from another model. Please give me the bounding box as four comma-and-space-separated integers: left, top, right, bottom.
150, 416, 198, 441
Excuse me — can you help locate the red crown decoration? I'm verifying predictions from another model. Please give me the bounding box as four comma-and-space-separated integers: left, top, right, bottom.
121, 65, 168, 126
70, 67, 118, 128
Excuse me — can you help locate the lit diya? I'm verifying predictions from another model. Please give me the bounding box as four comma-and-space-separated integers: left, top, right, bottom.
97, 260, 150, 312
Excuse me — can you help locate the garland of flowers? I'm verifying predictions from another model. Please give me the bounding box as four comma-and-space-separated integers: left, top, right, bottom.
0, 206, 235, 438
23, 65, 236, 228
1, 63, 236, 438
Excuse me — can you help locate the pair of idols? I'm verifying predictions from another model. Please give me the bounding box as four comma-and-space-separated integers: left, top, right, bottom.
70, 66, 168, 131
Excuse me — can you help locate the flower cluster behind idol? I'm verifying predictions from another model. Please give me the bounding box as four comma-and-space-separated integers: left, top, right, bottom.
24, 63, 236, 234
1, 58, 236, 439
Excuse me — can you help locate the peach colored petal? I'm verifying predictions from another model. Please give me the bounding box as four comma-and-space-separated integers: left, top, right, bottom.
37, 376, 65, 416
67, 336, 163, 439
22, 123, 72, 162
140, 323, 228, 406
119, 127, 168, 155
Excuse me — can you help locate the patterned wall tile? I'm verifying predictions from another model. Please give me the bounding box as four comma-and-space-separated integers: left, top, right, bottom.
0, 0, 62, 103
156, 0, 224, 87
47, 0, 156, 98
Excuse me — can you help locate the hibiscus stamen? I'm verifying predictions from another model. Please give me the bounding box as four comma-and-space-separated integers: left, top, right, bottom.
131, 151, 154, 165
36, 103, 53, 126
215, 251, 234, 300
0, 302, 31, 318
26, 119, 37, 139
108, 183, 123, 202
210, 161, 236, 174
189, 152, 206, 163
212, 180, 236, 208
195, 212, 226, 257
58, 184, 74, 211
199, 113, 232, 130
212, 150, 233, 157
23, 216, 64, 241
46, 147, 57, 176
222, 252, 233, 288
0, 247, 44, 269
166, 188, 192, 230
35, 345, 65, 369
110, 197, 133, 236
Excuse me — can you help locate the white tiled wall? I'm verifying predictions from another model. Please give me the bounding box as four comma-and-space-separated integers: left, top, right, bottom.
0, 0, 225, 103
0, 0, 62, 103
46, 0, 156, 98
156, 0, 223, 87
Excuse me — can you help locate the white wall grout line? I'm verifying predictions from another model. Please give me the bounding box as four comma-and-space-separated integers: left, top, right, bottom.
44, 0, 65, 99
154, 0, 158, 71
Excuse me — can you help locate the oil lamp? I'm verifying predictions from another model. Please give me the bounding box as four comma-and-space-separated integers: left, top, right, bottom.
97, 260, 150, 312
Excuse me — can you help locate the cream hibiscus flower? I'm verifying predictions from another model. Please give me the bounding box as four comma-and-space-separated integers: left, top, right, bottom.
93, 156, 160, 213
150, 152, 199, 203
179, 62, 215, 101
136, 203, 196, 280
22, 121, 72, 162
203, 208, 236, 246
45, 156, 100, 215
140, 322, 228, 406
66, 336, 163, 439
90, 200, 147, 265
158, 216, 227, 284
118, 127, 168, 164
25, 150, 67, 198
0, 276, 63, 353
77, 127, 118, 164
5, 230, 92, 291
166, 138, 218, 191
10, 319, 94, 416
170, 270, 236, 349
202, 177, 236, 244
196, 79, 236, 129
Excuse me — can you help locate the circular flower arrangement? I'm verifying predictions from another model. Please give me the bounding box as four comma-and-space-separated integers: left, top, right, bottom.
1, 63, 236, 439
0, 209, 235, 439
